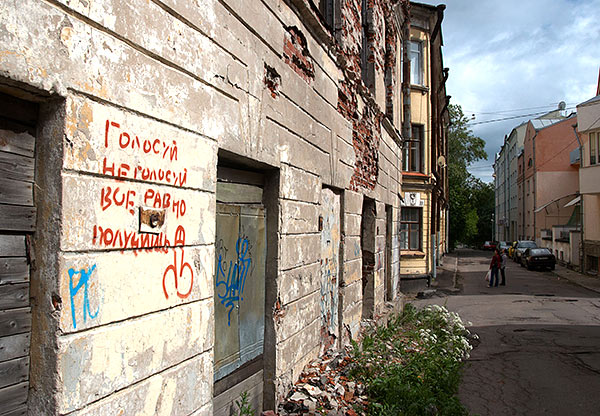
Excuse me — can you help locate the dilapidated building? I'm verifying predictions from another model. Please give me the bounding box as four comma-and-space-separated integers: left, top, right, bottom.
0, 0, 446, 414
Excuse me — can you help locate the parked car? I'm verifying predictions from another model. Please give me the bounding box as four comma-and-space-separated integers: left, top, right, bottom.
521, 247, 556, 270
514, 240, 537, 263
498, 241, 509, 252
482, 241, 496, 250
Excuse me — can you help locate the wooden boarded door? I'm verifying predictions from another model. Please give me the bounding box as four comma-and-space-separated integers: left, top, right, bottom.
320, 188, 340, 350
214, 169, 267, 415
0, 93, 38, 415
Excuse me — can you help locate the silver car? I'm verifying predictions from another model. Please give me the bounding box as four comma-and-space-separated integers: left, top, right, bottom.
514, 240, 537, 263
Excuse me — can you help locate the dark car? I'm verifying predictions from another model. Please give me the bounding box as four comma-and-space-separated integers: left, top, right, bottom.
514, 240, 537, 263
521, 247, 556, 270
482, 241, 496, 251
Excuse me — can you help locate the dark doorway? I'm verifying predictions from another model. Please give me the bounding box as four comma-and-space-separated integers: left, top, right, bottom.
361, 197, 376, 319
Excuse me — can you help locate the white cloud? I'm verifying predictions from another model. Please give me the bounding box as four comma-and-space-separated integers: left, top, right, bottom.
419, 0, 600, 181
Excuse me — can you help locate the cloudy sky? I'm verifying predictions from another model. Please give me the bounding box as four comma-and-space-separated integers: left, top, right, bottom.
420, 0, 600, 182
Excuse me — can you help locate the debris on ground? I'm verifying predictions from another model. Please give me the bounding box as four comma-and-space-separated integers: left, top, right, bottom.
275, 348, 368, 416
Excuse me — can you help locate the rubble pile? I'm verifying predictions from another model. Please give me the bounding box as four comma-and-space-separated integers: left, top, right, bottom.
276, 348, 368, 416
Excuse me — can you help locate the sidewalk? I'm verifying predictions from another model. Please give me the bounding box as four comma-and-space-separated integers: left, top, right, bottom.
551, 263, 600, 294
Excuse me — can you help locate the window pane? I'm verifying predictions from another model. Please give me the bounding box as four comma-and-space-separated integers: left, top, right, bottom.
410, 208, 420, 222
410, 41, 422, 85
400, 226, 408, 250
401, 208, 421, 250
590, 132, 596, 165
402, 207, 419, 222
409, 229, 419, 250
401, 209, 410, 221
596, 132, 600, 164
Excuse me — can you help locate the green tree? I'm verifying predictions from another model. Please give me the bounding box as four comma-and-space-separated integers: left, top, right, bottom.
448, 104, 489, 248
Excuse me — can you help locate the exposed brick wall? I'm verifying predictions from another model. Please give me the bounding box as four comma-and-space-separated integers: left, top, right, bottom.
366, 0, 386, 73
264, 63, 282, 98
283, 26, 315, 83
280, 0, 407, 191
336, 0, 405, 191
349, 108, 382, 190
384, 5, 399, 117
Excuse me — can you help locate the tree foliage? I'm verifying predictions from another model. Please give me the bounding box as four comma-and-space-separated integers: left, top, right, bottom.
448, 104, 494, 248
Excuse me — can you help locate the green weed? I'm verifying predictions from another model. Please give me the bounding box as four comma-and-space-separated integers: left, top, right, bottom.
349, 304, 475, 415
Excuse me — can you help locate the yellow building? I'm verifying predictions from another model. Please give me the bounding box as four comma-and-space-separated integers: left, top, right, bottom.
400, 2, 449, 287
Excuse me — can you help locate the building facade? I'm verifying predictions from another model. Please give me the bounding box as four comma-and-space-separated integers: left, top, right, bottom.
399, 2, 449, 286
494, 138, 508, 241
577, 94, 600, 275
522, 116, 579, 245
0, 1, 448, 414
494, 108, 566, 243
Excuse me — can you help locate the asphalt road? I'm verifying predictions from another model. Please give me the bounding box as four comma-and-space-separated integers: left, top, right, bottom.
413, 249, 600, 416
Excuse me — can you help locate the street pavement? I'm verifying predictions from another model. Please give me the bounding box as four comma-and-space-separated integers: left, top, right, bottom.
411, 249, 600, 416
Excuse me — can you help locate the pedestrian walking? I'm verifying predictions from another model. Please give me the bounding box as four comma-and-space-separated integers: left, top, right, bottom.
500, 249, 508, 286
489, 248, 501, 288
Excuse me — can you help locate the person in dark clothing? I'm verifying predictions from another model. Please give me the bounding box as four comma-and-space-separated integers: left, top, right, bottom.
489, 248, 501, 288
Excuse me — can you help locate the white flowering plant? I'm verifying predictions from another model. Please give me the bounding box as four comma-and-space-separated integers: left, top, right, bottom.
349, 303, 475, 415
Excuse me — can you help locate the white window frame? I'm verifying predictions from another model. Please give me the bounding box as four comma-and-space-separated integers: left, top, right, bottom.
410, 40, 423, 85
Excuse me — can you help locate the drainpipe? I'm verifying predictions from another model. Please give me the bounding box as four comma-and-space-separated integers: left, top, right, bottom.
573, 124, 584, 272
532, 132, 538, 242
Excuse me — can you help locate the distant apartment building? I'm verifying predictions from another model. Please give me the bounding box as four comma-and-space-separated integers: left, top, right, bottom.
577, 94, 600, 275
523, 116, 580, 242
494, 107, 565, 242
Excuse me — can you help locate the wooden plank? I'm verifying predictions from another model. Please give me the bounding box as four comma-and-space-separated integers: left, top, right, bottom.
0, 152, 34, 182
0, 178, 33, 206
217, 166, 264, 186
0, 205, 36, 232
0, 382, 28, 416
0, 258, 28, 285
0, 129, 35, 158
0, 333, 30, 362
0, 236, 25, 257
0, 284, 29, 310
0, 308, 31, 337
0, 404, 27, 416
0, 357, 29, 389
216, 182, 263, 204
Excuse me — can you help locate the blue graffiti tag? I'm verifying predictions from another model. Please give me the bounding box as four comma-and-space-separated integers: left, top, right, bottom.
216, 238, 252, 326
68, 265, 99, 329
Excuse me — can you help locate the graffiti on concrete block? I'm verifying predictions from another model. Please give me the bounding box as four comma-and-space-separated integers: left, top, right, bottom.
320, 256, 339, 332
320, 188, 340, 348
162, 225, 194, 300
215, 236, 253, 326
68, 264, 99, 329
102, 120, 188, 186
85, 117, 196, 302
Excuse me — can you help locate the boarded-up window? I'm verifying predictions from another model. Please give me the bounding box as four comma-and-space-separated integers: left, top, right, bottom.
214, 166, 267, 413
0, 92, 38, 415
214, 203, 266, 380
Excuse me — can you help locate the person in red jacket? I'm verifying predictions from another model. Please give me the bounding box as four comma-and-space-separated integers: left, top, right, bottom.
489, 248, 501, 288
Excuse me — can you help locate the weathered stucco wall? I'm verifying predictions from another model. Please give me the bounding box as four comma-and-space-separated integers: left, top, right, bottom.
1, 0, 407, 413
